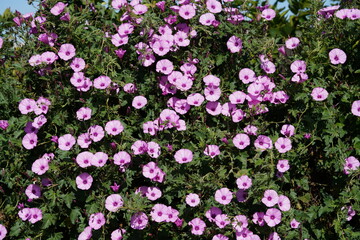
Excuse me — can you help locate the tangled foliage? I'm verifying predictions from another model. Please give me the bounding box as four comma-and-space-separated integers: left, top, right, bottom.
0, 0, 359, 239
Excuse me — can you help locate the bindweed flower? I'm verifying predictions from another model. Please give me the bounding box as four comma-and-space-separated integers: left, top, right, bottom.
262, 189, 279, 207
252, 212, 265, 226
58, 134, 76, 151
186, 193, 200, 207
28, 208, 43, 224
351, 100, 360, 116
290, 218, 300, 228
50, 2, 67, 16
111, 228, 126, 240
94, 75, 112, 89
278, 195, 291, 211
280, 124, 295, 137
212, 234, 228, 240
19, 98, 36, 114
22, 133, 38, 150
105, 120, 124, 136
78, 226, 92, 240
105, 194, 123, 212
254, 135, 273, 150
343, 156, 359, 174
76, 172, 93, 190
285, 37, 300, 49
277, 159, 290, 173
132, 96, 148, 109
70, 58, 85, 72
25, 184, 41, 199
233, 133, 250, 150
236, 175, 252, 190
236, 189, 248, 202
0, 120, 9, 130
227, 36, 242, 53
215, 188, 233, 205
58, 43, 76, 61
32, 157, 49, 175
89, 212, 105, 230
205, 207, 222, 222
76, 107, 92, 121
179, 4, 196, 20
311, 87, 329, 101
110, 182, 120, 192
264, 208, 282, 227
275, 137, 292, 153
146, 186, 162, 201
130, 212, 148, 230
113, 151, 131, 166
215, 214, 230, 229
261, 8, 276, 20
199, 13, 216, 26
188, 218, 206, 235
204, 145, 220, 158
0, 224, 7, 240
329, 48, 346, 64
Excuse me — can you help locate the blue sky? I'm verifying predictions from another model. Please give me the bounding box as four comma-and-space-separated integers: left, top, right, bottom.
0, 0, 338, 15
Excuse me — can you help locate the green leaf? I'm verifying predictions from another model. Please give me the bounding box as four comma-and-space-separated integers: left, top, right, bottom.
41, 213, 57, 229
70, 208, 82, 224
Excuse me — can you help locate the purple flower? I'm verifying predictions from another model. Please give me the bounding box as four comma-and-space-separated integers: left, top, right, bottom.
343, 156, 359, 174
76, 172, 93, 190
311, 87, 329, 101
89, 212, 105, 230
329, 48, 347, 65
179, 4, 196, 20
31, 157, 49, 175
105, 120, 124, 136
58, 43, 76, 61
277, 159, 290, 173
111, 228, 126, 240
275, 137, 292, 153
76, 107, 92, 121
199, 13, 216, 26
215, 214, 230, 229
261, 9, 276, 20
215, 188, 232, 205
290, 218, 300, 228
351, 100, 360, 117
280, 124, 295, 137
50, 2, 67, 16
186, 193, 200, 207
278, 195, 291, 211
262, 190, 279, 207
233, 133, 250, 150
188, 218, 206, 235
236, 175, 252, 190
286, 37, 300, 49
29, 208, 43, 224
105, 194, 123, 212
130, 212, 148, 230
227, 36, 242, 53
110, 182, 120, 192
25, 184, 41, 199
132, 96, 148, 109
58, 134, 76, 151
22, 133, 38, 150
0, 120, 9, 130
254, 135, 273, 150
264, 208, 282, 227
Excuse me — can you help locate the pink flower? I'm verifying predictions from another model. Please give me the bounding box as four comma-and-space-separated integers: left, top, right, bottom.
25, 184, 41, 199
89, 212, 105, 230
215, 188, 233, 205
22, 133, 38, 150
188, 218, 206, 235
204, 145, 220, 158
58, 43, 76, 61
329, 48, 346, 64
41, 51, 58, 64
50, 2, 67, 16
111, 0, 127, 9
277, 159, 290, 173
152, 40, 171, 56
77, 133, 92, 148
179, 4, 196, 19
186, 193, 200, 207
0, 120, 9, 130
261, 9, 276, 20
187, 93, 204, 106
111, 33, 128, 47
174, 149, 193, 164
275, 137, 292, 153
111, 228, 126, 240
232, 214, 248, 230
94, 75, 112, 89
76, 172, 93, 190
88, 125, 104, 142
199, 13, 215, 26
28, 208, 42, 224
236, 175, 252, 190
131, 140, 148, 155
105, 120, 124, 135
151, 203, 169, 223
113, 151, 131, 166
244, 125, 258, 135
227, 36, 242, 53
212, 234, 228, 240
254, 135, 273, 150
132, 96, 147, 109
32, 115, 47, 129
19, 98, 36, 114
311, 87, 329, 101
215, 214, 230, 229
290, 60, 306, 73
205, 207, 222, 222
70, 57, 85, 72
206, 101, 222, 116
142, 161, 159, 179
285, 37, 300, 49
0, 224, 7, 239
146, 186, 162, 201
343, 156, 359, 174
206, 0, 222, 13
31, 157, 49, 175
262, 190, 279, 207
130, 212, 148, 230
175, 76, 193, 91
280, 124, 295, 137
229, 91, 246, 104
239, 68, 256, 84
203, 74, 221, 86
264, 208, 282, 227
278, 195, 291, 211
76, 107, 92, 121
78, 226, 92, 240
156, 59, 173, 75
252, 212, 265, 226
105, 194, 123, 212
123, 83, 137, 93
204, 86, 221, 101
92, 152, 108, 167
233, 133, 250, 150
76, 152, 93, 168
351, 100, 360, 116
290, 218, 300, 228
